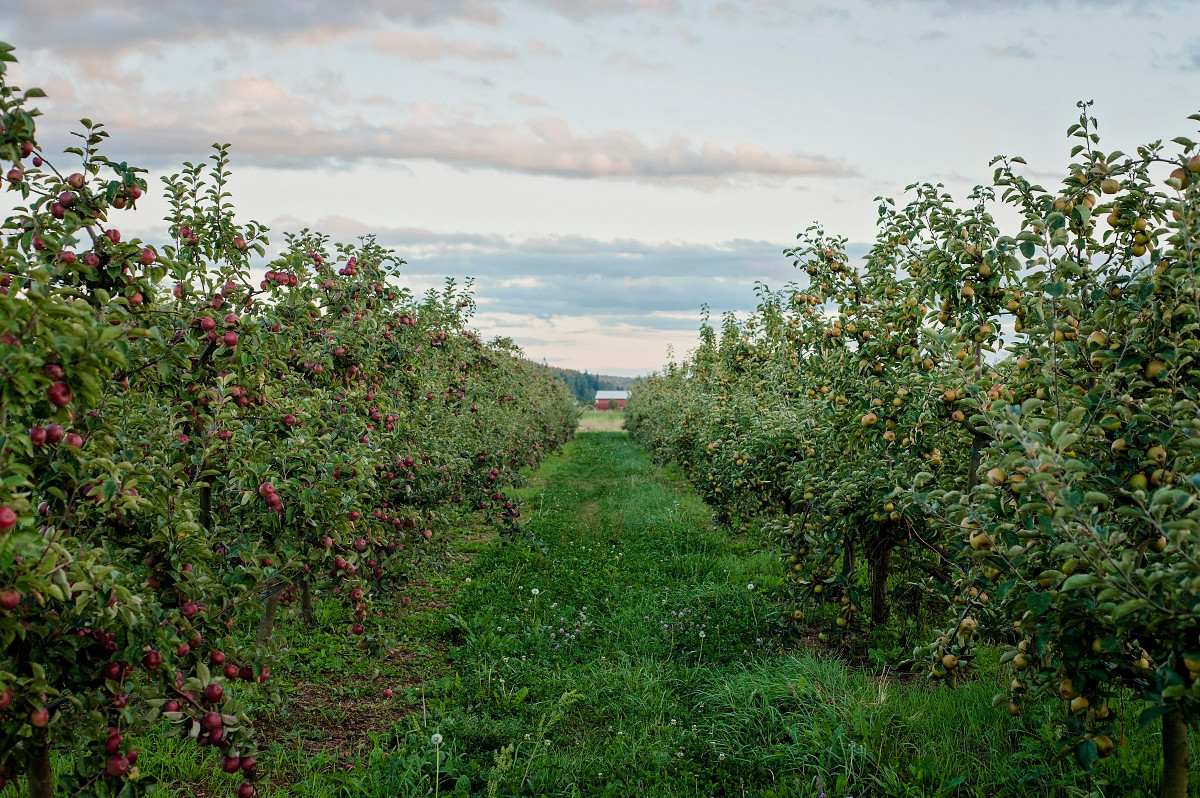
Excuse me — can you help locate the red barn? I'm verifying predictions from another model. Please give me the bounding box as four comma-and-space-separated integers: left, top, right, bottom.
594, 390, 629, 410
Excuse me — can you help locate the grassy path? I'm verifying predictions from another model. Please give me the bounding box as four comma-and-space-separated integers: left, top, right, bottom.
116, 431, 1191, 796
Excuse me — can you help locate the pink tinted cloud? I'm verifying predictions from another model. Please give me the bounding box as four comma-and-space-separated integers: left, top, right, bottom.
511, 92, 549, 107
526, 39, 563, 57
32, 75, 855, 184
372, 31, 521, 61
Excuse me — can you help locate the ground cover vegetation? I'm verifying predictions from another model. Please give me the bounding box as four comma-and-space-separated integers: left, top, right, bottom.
626, 104, 1200, 797
34, 432, 1199, 797
0, 43, 577, 798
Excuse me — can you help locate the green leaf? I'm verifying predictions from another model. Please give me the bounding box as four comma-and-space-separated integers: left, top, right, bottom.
1074, 739, 1098, 772
1019, 241, 1036, 259
1062, 573, 1100, 591
1113, 598, 1148, 620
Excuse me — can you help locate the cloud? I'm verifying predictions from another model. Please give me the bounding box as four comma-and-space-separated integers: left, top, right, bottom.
987, 44, 1035, 58
0, 1, 503, 49
526, 0, 679, 20
0, 0, 683, 61
230, 217, 814, 372
877, 0, 1158, 11
511, 92, 548, 107
526, 38, 562, 57
372, 31, 520, 61
28, 75, 856, 185
297, 221, 800, 315
605, 51, 670, 72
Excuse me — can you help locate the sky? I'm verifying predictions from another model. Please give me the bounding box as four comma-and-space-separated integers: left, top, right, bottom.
2, 0, 1197, 376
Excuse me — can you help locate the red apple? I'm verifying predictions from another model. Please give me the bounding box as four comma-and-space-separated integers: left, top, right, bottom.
47, 381, 72, 407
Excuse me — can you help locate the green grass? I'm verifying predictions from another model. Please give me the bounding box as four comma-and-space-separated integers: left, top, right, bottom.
6, 432, 1196, 796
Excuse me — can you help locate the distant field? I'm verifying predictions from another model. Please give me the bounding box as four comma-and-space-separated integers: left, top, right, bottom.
577, 409, 625, 432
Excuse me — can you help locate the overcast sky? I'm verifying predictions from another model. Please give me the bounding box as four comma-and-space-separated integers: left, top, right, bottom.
2, 0, 1197, 376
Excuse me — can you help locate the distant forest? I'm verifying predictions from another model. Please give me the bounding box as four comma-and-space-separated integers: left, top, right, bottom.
531, 363, 638, 403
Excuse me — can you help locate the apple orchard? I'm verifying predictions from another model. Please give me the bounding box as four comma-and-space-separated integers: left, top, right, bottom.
0, 43, 576, 798
626, 105, 1200, 796
5, 28, 1200, 798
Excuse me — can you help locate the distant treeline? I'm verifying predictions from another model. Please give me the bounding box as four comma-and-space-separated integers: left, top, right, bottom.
530, 363, 638, 403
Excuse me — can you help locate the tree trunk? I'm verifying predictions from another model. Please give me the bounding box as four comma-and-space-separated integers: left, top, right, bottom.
256, 591, 280, 648
1160, 709, 1191, 798
839, 534, 857, 605
199, 483, 212, 533
865, 537, 893, 628
300, 580, 314, 626
966, 431, 989, 492
26, 741, 54, 798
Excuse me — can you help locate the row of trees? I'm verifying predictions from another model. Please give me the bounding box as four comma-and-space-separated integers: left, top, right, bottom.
0, 43, 577, 797
626, 104, 1200, 796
